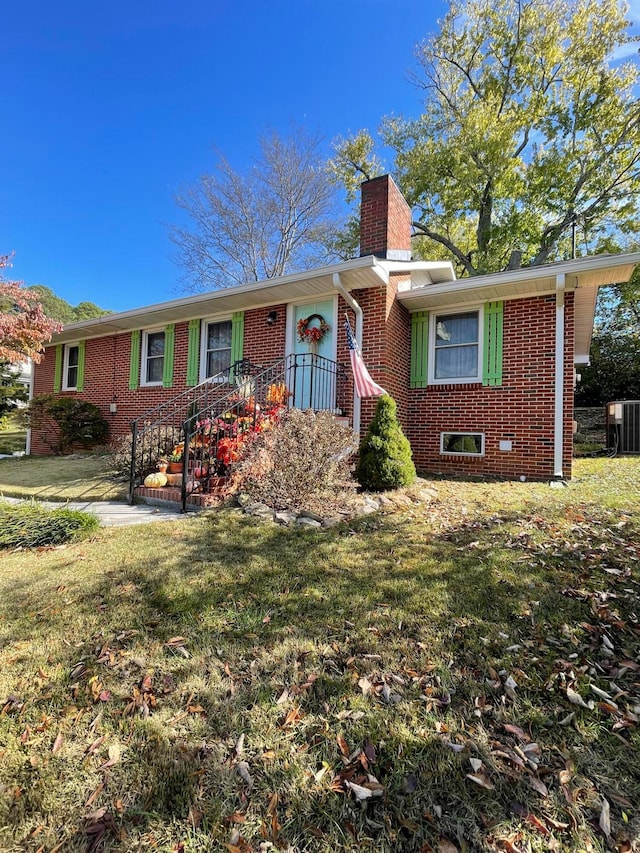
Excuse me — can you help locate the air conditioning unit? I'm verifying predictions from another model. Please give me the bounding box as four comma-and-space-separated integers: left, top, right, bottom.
607, 401, 640, 454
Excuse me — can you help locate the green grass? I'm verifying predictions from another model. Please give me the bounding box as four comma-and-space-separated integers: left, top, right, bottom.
0, 428, 27, 455
0, 454, 127, 501
0, 458, 639, 851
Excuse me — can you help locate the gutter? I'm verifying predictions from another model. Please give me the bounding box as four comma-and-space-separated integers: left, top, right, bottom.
332, 272, 362, 435
554, 273, 565, 478
25, 359, 34, 456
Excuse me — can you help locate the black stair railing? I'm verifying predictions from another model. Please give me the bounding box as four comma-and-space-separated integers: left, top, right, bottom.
129, 354, 348, 509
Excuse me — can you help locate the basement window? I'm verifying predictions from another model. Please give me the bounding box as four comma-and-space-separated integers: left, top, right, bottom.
440, 432, 484, 456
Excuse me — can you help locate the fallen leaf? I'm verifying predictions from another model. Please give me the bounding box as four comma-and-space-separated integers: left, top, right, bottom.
438, 838, 459, 853
337, 734, 350, 758
599, 798, 611, 837
466, 771, 494, 790
566, 687, 594, 710
529, 777, 549, 797
344, 780, 384, 801
98, 743, 121, 771
236, 761, 253, 788
51, 732, 63, 755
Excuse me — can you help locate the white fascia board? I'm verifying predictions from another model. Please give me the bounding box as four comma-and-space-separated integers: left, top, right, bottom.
49, 256, 390, 344
397, 252, 640, 310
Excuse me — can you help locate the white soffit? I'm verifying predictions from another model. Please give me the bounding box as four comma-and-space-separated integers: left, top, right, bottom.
574, 285, 599, 363
397, 253, 640, 311
50, 256, 390, 344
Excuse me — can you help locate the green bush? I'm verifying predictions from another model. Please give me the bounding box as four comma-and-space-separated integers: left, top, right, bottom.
0, 502, 100, 549
28, 395, 109, 454
356, 394, 416, 491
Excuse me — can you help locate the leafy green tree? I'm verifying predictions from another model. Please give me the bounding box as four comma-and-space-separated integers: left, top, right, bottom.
332, 0, 640, 276
576, 257, 640, 405
356, 395, 416, 490
0, 361, 28, 421
26, 285, 110, 323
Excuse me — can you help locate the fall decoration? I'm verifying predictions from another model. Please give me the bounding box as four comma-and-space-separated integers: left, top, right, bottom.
296, 313, 329, 345
144, 472, 168, 488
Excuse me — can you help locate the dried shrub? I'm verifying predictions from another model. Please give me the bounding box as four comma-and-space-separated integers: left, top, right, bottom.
231, 409, 357, 513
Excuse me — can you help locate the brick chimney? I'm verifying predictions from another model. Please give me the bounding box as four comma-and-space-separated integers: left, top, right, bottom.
359, 174, 412, 260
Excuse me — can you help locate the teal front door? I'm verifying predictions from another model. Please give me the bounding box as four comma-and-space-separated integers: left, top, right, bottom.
291, 298, 336, 410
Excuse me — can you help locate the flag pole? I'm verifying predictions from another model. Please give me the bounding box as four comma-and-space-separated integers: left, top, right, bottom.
332, 272, 362, 435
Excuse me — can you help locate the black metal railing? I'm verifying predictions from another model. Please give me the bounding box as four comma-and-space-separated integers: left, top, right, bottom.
129, 354, 347, 510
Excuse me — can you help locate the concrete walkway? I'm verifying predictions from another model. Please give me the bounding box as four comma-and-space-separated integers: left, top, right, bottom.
1, 496, 183, 527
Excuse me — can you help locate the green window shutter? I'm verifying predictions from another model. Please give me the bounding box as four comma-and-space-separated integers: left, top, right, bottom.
230, 311, 244, 380
76, 341, 86, 391
410, 311, 429, 389
129, 330, 141, 390
186, 319, 200, 386
483, 301, 504, 386
162, 324, 175, 388
53, 345, 63, 393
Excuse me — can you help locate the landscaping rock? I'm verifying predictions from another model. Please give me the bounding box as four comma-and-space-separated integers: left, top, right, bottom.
275, 511, 297, 525
295, 516, 322, 529
298, 509, 324, 523
246, 502, 274, 519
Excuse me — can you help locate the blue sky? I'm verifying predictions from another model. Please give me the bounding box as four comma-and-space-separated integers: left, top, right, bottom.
2, 0, 447, 312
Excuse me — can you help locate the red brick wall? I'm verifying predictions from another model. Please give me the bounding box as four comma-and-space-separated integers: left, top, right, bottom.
30, 305, 288, 455
352, 273, 412, 434
406, 293, 576, 481
243, 304, 287, 364
30, 290, 577, 481
359, 175, 412, 257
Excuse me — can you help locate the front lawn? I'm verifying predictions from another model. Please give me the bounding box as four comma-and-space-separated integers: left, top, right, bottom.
0, 458, 639, 852
0, 454, 127, 501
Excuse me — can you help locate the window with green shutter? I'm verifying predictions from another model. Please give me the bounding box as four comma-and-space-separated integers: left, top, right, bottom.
186, 319, 200, 386
53, 345, 63, 393
162, 324, 175, 388
482, 301, 504, 386
129, 330, 141, 390
416, 302, 503, 387
76, 341, 85, 391
410, 312, 429, 388
230, 311, 244, 381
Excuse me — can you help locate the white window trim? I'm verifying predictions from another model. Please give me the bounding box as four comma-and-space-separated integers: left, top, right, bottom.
141, 328, 166, 387
440, 432, 485, 457
428, 304, 484, 385
62, 342, 80, 391
199, 316, 233, 383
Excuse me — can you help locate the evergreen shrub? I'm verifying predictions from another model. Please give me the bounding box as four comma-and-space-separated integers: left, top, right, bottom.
356, 394, 416, 491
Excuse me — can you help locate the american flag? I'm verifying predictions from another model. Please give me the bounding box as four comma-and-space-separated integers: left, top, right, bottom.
344, 317, 387, 399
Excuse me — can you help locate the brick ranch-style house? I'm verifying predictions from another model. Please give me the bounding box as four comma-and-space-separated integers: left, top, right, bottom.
31, 175, 640, 486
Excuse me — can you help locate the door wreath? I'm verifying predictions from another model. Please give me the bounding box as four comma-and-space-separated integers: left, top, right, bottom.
297, 313, 330, 345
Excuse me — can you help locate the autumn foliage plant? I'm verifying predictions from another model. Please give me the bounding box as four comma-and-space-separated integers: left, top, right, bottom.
0, 255, 61, 364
